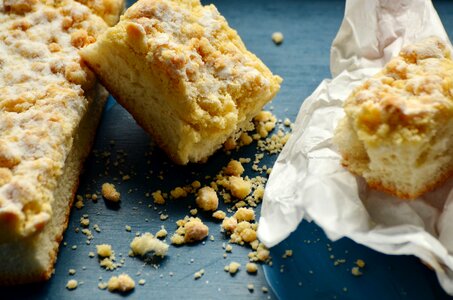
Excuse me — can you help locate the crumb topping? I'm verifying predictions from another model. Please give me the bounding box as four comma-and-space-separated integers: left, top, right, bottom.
0, 0, 109, 239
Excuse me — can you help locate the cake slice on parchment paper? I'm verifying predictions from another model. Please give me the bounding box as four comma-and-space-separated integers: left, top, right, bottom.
80, 0, 282, 165
0, 0, 123, 284
334, 37, 453, 199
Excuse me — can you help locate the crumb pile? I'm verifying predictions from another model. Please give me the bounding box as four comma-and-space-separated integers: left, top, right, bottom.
63, 110, 292, 294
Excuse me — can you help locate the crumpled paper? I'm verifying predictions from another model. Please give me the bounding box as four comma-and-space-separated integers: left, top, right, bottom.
257, 0, 453, 294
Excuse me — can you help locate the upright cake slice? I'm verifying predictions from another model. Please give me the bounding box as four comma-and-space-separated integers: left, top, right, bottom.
80, 0, 282, 164
334, 37, 453, 199
0, 0, 123, 284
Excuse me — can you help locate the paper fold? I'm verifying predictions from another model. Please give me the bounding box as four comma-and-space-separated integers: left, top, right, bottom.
258, 0, 453, 294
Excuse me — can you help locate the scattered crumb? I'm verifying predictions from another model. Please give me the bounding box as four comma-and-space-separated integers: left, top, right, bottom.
125, 225, 132, 232
225, 160, 245, 176
351, 267, 362, 276
246, 262, 258, 273
282, 249, 293, 258
247, 283, 254, 292
66, 279, 78, 290
196, 186, 219, 211
227, 176, 251, 199
160, 214, 169, 221
96, 244, 113, 257
262, 286, 269, 293
212, 210, 226, 220
225, 244, 233, 252
138, 279, 146, 285
130, 232, 169, 257
100, 257, 117, 270
226, 261, 240, 274
75, 196, 84, 209
98, 282, 108, 290
234, 208, 255, 222
170, 187, 188, 199
80, 216, 90, 227
221, 217, 237, 232
155, 226, 168, 239
356, 259, 365, 268
272, 32, 284, 45
101, 183, 121, 202
171, 216, 209, 244
68, 269, 76, 275
190, 208, 198, 216
152, 190, 166, 205
89, 251, 95, 258
107, 273, 135, 293
193, 269, 205, 280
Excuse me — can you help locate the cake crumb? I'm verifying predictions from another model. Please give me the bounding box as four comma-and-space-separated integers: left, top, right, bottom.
193, 269, 205, 280
107, 273, 135, 293
356, 259, 366, 268
101, 183, 121, 202
247, 283, 254, 292
98, 282, 108, 290
138, 279, 146, 285
212, 210, 226, 220
272, 31, 284, 45
80, 217, 90, 227
246, 262, 258, 273
196, 187, 219, 211
170, 187, 188, 199
171, 216, 209, 244
221, 217, 238, 232
228, 176, 251, 199
155, 226, 168, 238
125, 225, 132, 232
225, 160, 245, 176
66, 279, 78, 290
68, 269, 76, 275
351, 267, 362, 276
234, 208, 255, 222
225, 244, 233, 252
96, 244, 113, 257
130, 232, 169, 257
282, 249, 293, 258
190, 208, 198, 216
226, 261, 240, 274
152, 190, 166, 205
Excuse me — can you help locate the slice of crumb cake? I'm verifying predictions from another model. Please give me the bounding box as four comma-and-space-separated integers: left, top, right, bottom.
334, 37, 453, 199
80, 0, 282, 165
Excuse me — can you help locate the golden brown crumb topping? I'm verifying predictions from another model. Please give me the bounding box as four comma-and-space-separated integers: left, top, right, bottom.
119, 0, 281, 133
0, 0, 110, 241
344, 37, 453, 143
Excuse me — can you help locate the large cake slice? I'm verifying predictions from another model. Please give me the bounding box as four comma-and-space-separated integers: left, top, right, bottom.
0, 0, 123, 284
80, 0, 282, 164
334, 37, 453, 199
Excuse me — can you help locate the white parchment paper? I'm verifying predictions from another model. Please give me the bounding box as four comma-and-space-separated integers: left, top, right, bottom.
257, 0, 453, 294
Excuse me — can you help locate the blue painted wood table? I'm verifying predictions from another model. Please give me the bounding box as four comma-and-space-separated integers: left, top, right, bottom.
3, 0, 453, 299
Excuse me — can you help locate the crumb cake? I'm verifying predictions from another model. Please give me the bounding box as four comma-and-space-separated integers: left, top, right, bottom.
0, 0, 123, 284
80, 0, 282, 164
334, 37, 453, 199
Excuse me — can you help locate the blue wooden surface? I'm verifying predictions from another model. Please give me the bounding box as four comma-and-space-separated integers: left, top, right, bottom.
3, 0, 453, 299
